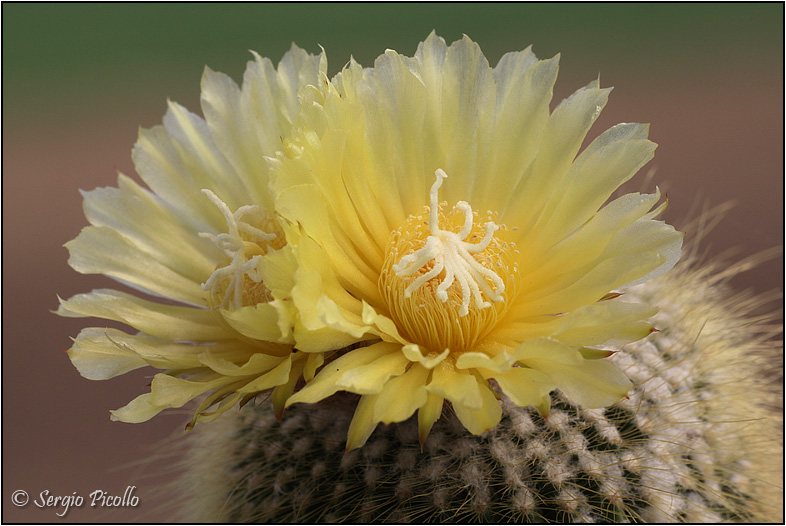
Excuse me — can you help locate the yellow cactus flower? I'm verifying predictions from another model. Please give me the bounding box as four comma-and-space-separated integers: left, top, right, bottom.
59, 45, 327, 427
275, 33, 683, 450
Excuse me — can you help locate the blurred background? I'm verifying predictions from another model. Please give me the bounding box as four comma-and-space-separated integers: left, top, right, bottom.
3, 3, 782, 522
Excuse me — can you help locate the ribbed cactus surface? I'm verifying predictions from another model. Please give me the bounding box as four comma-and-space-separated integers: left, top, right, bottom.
179, 255, 782, 523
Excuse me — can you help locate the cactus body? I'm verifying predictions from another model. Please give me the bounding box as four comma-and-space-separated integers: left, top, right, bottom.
179, 256, 782, 523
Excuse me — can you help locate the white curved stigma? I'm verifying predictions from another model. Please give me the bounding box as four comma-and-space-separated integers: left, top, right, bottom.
199, 189, 276, 309
392, 169, 505, 317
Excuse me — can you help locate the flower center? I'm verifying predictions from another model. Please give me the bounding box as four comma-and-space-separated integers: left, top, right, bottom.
200, 190, 285, 310
379, 169, 519, 354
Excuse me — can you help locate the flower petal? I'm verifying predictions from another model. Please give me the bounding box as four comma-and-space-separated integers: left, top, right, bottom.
110, 393, 164, 423
373, 364, 430, 424
68, 328, 254, 377
521, 190, 662, 287
480, 52, 559, 208
66, 226, 207, 306
533, 123, 656, 244
149, 373, 228, 408
198, 350, 288, 377
346, 394, 380, 451
401, 344, 449, 369
237, 357, 293, 393
303, 352, 324, 382
162, 100, 252, 209
277, 182, 381, 303
219, 303, 292, 344
200, 45, 324, 210
58, 288, 228, 342
515, 235, 675, 317
503, 79, 611, 235
494, 298, 657, 347
455, 349, 516, 373
427, 360, 482, 410
493, 367, 553, 416
515, 339, 632, 408
271, 355, 307, 420
336, 349, 410, 395
552, 300, 657, 346
81, 174, 219, 282
68, 330, 148, 380
450, 376, 502, 435
418, 392, 444, 444
285, 342, 399, 406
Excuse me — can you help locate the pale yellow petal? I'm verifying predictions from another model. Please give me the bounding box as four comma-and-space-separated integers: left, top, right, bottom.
71, 328, 251, 371
58, 289, 228, 342
552, 301, 657, 346
68, 329, 148, 380
361, 46, 433, 219
494, 299, 657, 347
514, 339, 632, 408
161, 100, 251, 208
303, 352, 324, 382
336, 349, 409, 395
503, 79, 611, 235
454, 349, 516, 374
110, 393, 164, 423
149, 374, 228, 408
66, 226, 207, 306
480, 53, 559, 208
360, 302, 409, 344
514, 246, 667, 317
271, 355, 307, 420
611, 221, 684, 288
418, 392, 444, 444
346, 394, 380, 452
81, 174, 219, 282
493, 367, 553, 416
401, 344, 449, 369
200, 65, 272, 208
290, 268, 365, 351
532, 123, 656, 244
277, 183, 380, 302
520, 190, 662, 287
373, 364, 430, 424
439, 35, 496, 205
219, 303, 292, 344
426, 360, 481, 410
450, 377, 502, 435
286, 342, 398, 406
287, 234, 385, 351
193, 392, 244, 424
198, 350, 288, 377
237, 357, 293, 393
203, 45, 325, 210
293, 322, 367, 355
132, 125, 226, 233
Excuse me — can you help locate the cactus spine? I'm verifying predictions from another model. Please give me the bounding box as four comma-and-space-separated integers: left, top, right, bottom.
178, 251, 783, 523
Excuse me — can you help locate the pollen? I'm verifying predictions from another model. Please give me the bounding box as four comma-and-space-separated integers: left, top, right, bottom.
200, 190, 285, 309
380, 169, 520, 353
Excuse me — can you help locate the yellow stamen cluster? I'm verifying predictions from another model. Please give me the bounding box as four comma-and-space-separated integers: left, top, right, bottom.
200, 189, 285, 309
380, 170, 520, 354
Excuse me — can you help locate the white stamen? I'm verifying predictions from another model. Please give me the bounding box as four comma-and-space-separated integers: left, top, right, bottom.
199, 189, 276, 309
392, 169, 505, 316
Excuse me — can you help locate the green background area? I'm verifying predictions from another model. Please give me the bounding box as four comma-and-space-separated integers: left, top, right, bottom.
3, 2, 783, 123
